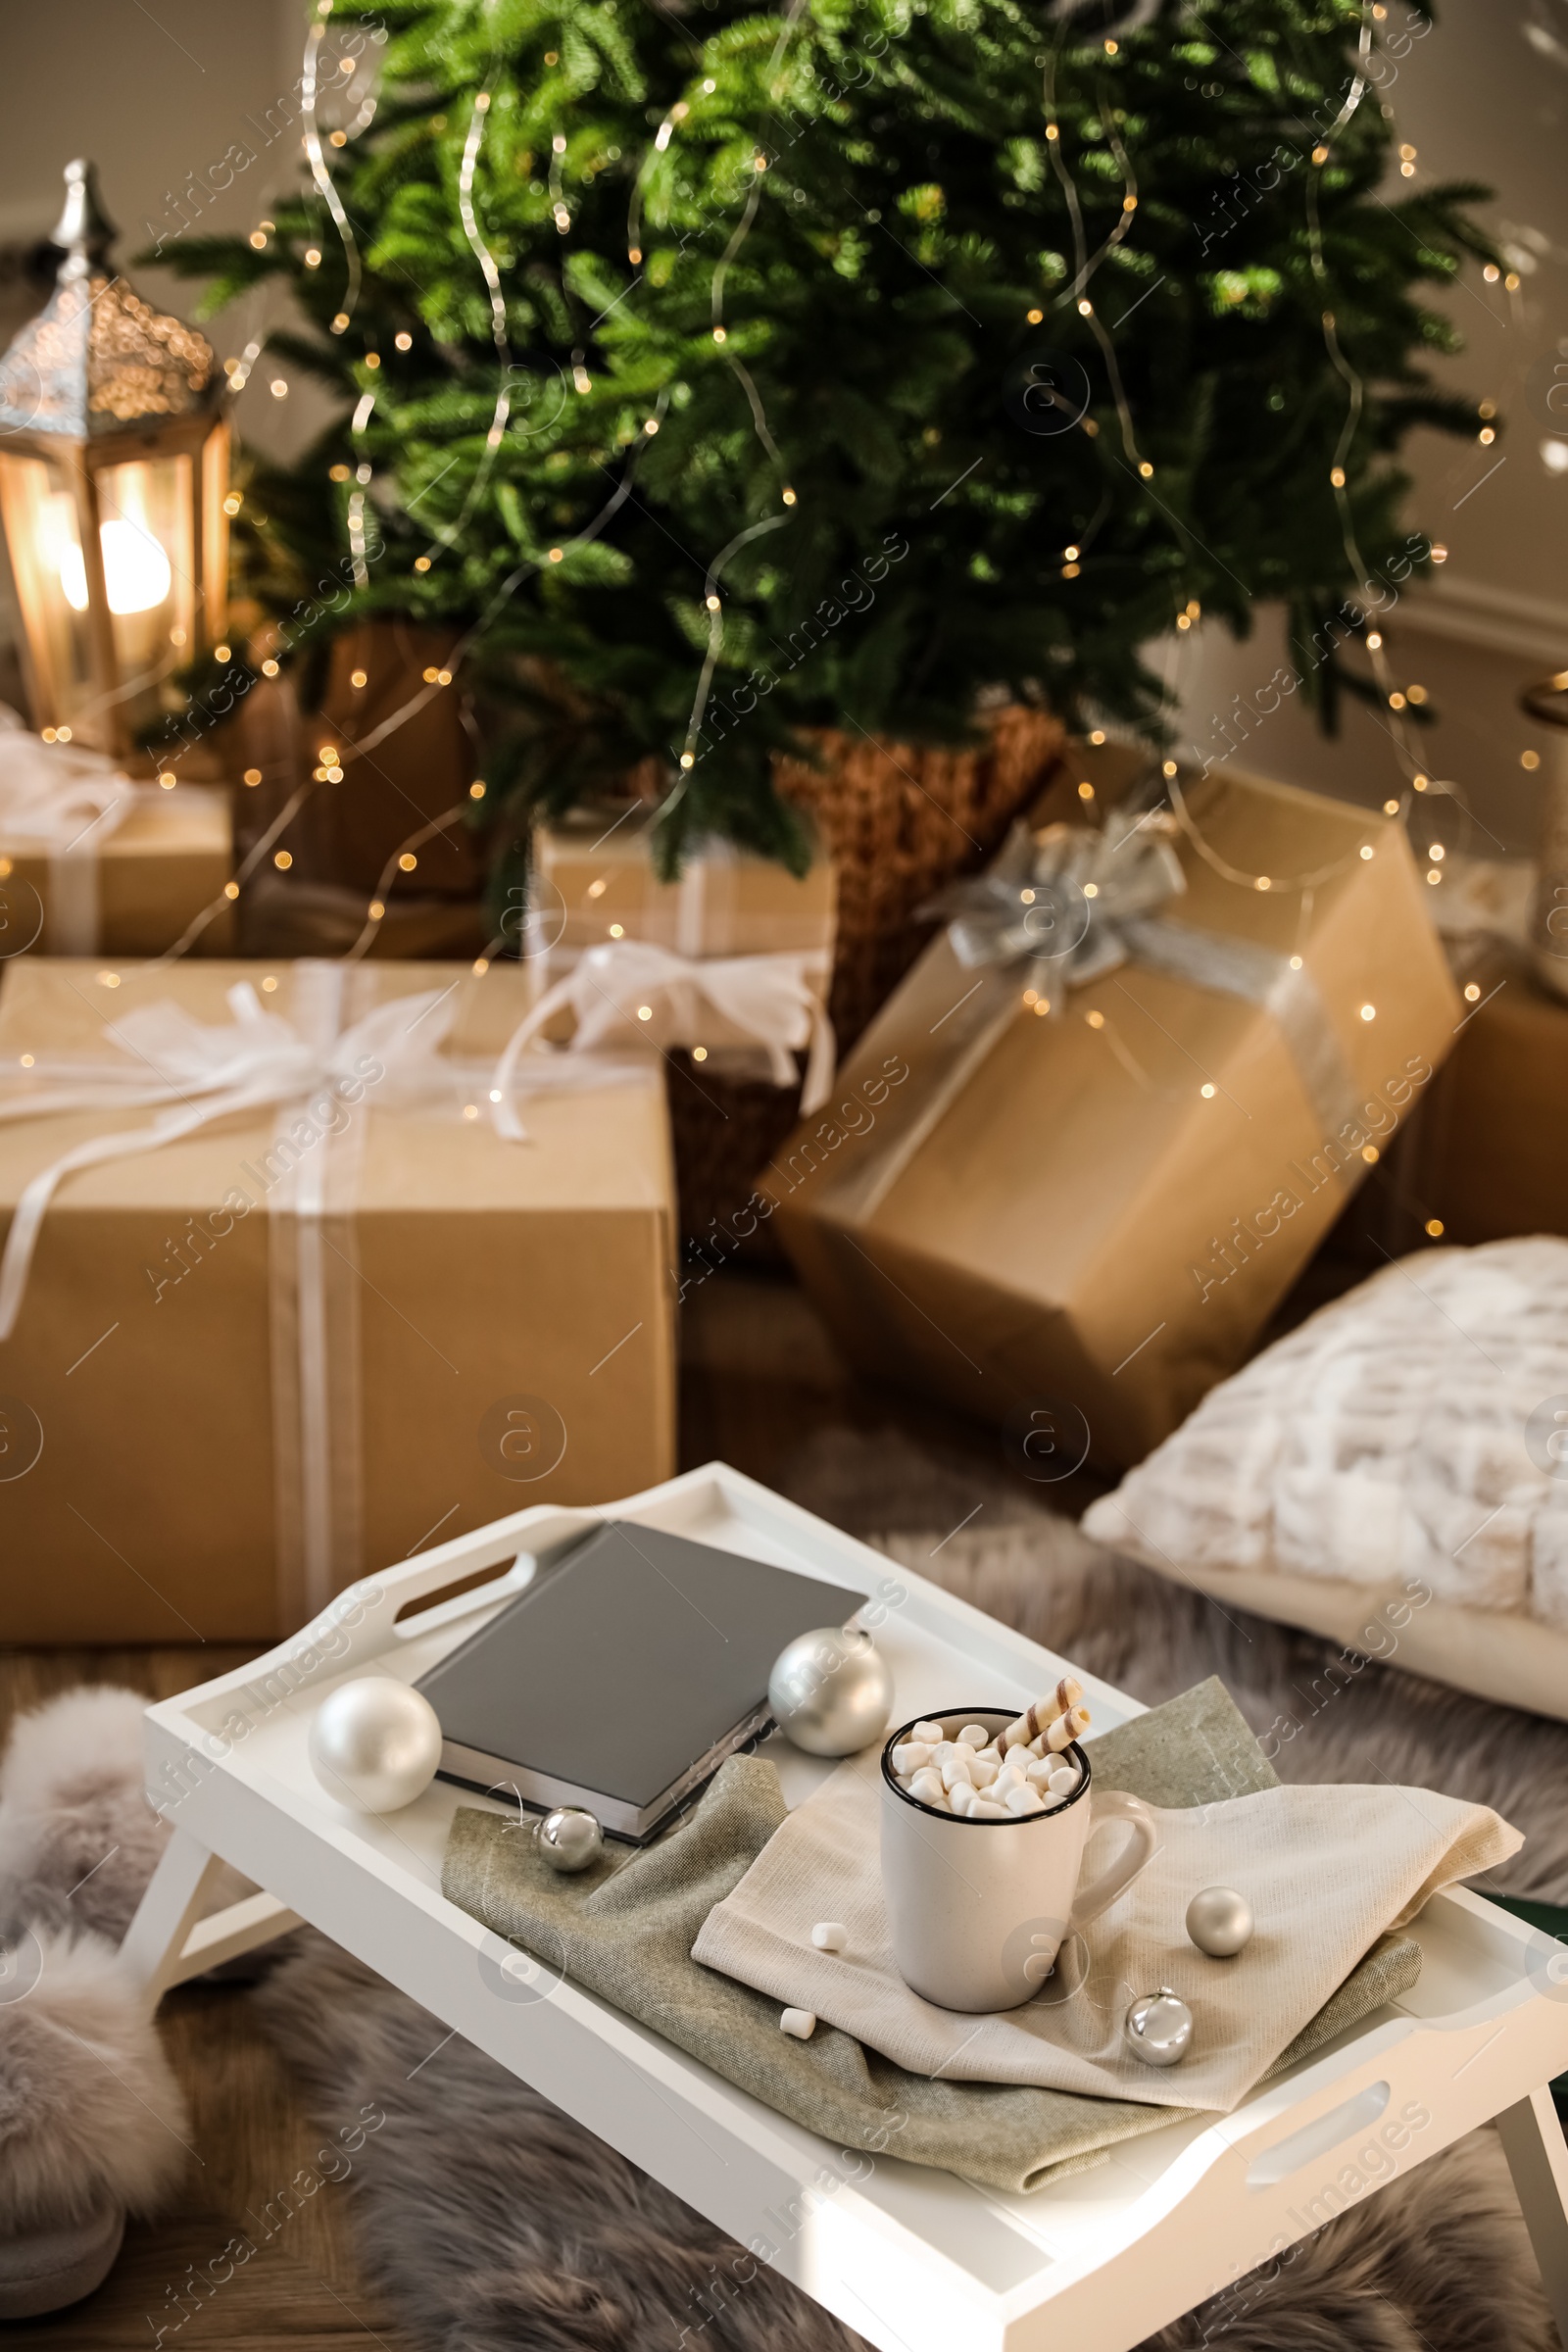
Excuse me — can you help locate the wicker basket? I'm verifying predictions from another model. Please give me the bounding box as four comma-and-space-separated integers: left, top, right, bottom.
669, 705, 1065, 1241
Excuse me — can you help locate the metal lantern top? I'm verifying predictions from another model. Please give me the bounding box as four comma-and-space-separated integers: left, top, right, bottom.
0, 161, 219, 445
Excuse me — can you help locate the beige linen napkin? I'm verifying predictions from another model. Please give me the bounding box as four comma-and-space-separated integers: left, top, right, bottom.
692, 1750, 1520, 2112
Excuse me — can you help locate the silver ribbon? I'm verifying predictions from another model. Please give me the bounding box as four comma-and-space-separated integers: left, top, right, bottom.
819, 819, 1362, 1230
926, 818, 1359, 1140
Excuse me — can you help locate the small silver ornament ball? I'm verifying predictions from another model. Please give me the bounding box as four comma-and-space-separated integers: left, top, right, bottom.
767, 1627, 894, 1757
536, 1806, 605, 1874
308, 1677, 443, 1813
1186, 1885, 1255, 1958
1126, 1985, 1194, 2068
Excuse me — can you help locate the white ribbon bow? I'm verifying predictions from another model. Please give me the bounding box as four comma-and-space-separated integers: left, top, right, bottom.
0, 981, 461, 1341
488, 940, 836, 1140
0, 702, 135, 857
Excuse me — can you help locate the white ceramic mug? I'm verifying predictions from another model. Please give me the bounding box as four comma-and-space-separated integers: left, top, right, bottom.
880, 1707, 1159, 2013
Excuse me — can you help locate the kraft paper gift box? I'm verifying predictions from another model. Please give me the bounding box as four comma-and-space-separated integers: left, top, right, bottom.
531, 804, 837, 966
764, 768, 1460, 1469
0, 956, 676, 1642
1402, 946, 1568, 1245
0, 711, 232, 956
5, 787, 235, 956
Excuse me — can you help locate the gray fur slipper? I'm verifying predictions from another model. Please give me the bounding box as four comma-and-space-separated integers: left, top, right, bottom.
0, 1926, 190, 2317
0, 1683, 257, 1963
0, 2206, 124, 2322
0, 1686, 170, 1942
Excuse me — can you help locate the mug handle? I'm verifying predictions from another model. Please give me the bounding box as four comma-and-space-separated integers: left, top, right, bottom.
1067, 1788, 1159, 1931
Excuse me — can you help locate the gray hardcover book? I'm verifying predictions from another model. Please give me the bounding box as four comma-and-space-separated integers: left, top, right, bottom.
415, 1520, 861, 1838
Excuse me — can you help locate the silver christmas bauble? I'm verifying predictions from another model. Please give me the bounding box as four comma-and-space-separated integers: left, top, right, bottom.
308, 1677, 443, 1813
1125, 1985, 1194, 2068
1186, 1885, 1254, 1958
767, 1627, 893, 1757
536, 1806, 604, 1873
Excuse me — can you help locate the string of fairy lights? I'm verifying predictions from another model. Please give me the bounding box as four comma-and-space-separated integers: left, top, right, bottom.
1030, 0, 1502, 933
218, 0, 809, 944
149, 0, 1496, 1004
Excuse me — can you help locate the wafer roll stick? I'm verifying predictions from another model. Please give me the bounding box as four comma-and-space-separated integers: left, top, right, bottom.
1001, 1678, 1085, 1752
1045, 1704, 1091, 1753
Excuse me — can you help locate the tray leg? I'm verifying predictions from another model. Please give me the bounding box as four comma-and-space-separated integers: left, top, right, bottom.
120, 1829, 301, 2013
1497, 2086, 1568, 2344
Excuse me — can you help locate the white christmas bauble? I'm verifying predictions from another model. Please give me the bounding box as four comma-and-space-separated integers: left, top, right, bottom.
1186, 1885, 1254, 1957
766, 1627, 893, 1756
308, 1677, 443, 1812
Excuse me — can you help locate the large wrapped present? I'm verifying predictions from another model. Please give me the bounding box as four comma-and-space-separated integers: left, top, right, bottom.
0, 710, 231, 956
764, 768, 1461, 1468
530, 802, 837, 967
0, 957, 676, 1642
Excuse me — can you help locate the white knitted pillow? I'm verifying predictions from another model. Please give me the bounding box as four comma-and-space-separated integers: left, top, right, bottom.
1083, 1238, 1568, 1721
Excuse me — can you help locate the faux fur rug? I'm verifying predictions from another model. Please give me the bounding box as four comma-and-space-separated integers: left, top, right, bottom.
236, 1455, 1567, 2352
257, 1943, 1551, 2352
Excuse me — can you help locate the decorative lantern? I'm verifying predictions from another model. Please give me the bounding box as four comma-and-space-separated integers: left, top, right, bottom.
0, 160, 229, 760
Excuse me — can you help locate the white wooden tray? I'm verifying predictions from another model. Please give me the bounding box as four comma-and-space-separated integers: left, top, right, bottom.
122, 1464, 1568, 2352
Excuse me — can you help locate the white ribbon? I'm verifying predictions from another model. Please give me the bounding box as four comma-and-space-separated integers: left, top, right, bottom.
0, 969, 666, 1606
0, 704, 136, 955
488, 939, 836, 1140
0, 978, 466, 1343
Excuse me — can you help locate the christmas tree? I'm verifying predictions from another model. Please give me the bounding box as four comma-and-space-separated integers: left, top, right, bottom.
154, 0, 1496, 896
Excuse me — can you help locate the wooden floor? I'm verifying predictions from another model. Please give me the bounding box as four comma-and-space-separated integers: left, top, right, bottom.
3, 1268, 1063, 2350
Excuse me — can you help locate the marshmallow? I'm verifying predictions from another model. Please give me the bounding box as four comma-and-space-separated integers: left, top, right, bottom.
811, 1921, 847, 1952
780, 2008, 817, 2039
893, 1711, 1090, 1824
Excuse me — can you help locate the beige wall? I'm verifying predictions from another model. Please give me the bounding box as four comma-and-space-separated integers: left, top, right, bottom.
1170, 3, 1568, 855
0, 1, 329, 695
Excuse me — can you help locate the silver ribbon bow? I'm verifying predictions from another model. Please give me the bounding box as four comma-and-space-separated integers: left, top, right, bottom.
921, 816, 1361, 1146
929, 819, 1190, 990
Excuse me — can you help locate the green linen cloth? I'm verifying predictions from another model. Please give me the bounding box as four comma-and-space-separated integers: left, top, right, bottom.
442, 1678, 1422, 2194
